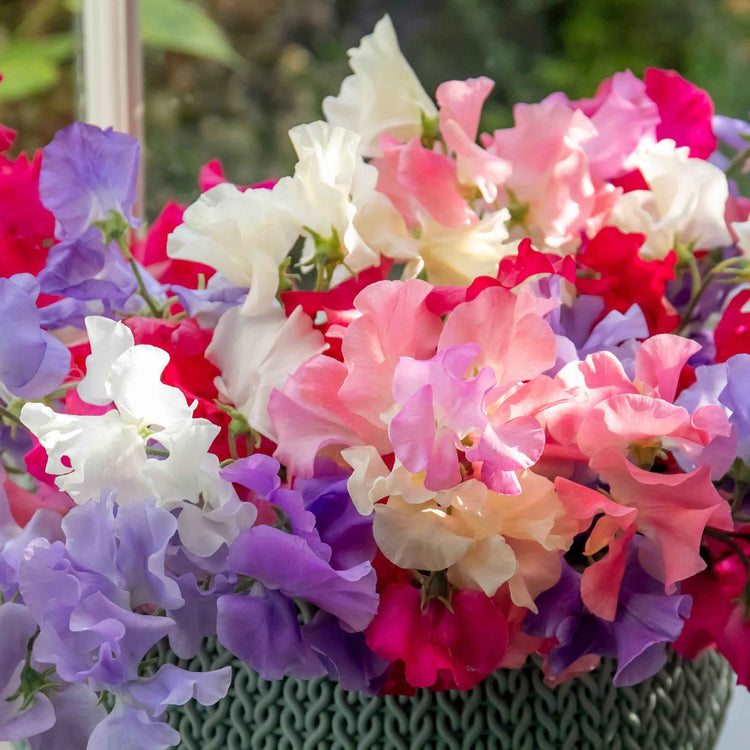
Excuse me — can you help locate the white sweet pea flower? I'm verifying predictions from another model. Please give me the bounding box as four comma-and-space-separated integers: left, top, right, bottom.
273, 121, 416, 278
322, 14, 437, 158
608, 140, 732, 260
166, 183, 299, 315
206, 304, 327, 441
733, 218, 750, 257
20, 318, 241, 553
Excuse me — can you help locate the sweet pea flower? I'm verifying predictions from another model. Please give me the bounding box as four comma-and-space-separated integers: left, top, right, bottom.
366, 583, 509, 691
322, 14, 437, 158
39, 122, 141, 241
436, 77, 512, 203
644, 68, 717, 159
372, 469, 575, 608
0, 274, 70, 400
215, 456, 382, 687
524, 550, 691, 687
561, 70, 660, 181
167, 182, 298, 316
273, 121, 417, 277
608, 139, 732, 260
482, 96, 618, 250
38, 225, 137, 310
21, 317, 250, 557
207, 304, 327, 441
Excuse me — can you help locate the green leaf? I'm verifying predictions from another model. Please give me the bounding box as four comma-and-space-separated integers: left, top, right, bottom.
0, 33, 73, 101
139, 0, 241, 66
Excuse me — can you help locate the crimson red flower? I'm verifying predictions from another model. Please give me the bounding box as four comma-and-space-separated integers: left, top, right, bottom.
674, 533, 750, 687
366, 582, 509, 693
577, 226, 678, 334
0, 150, 54, 278
644, 68, 716, 159
714, 289, 750, 362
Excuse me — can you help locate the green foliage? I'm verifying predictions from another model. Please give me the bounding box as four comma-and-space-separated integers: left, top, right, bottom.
140, 0, 241, 67
0, 32, 72, 101
0, 0, 239, 103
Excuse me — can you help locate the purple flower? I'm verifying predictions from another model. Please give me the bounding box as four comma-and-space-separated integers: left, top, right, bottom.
302, 611, 388, 692
19, 538, 171, 686
217, 457, 380, 682
227, 525, 377, 631
0, 484, 63, 602
38, 226, 137, 309
297, 465, 377, 570
40, 122, 141, 241
0, 274, 70, 399
87, 702, 178, 750
217, 587, 327, 681
170, 274, 247, 329
524, 547, 691, 686
166, 573, 234, 659
27, 683, 105, 750
0, 602, 56, 742
677, 354, 750, 463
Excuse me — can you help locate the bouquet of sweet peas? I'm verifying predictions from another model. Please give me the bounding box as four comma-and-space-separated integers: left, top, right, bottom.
1, 13, 750, 748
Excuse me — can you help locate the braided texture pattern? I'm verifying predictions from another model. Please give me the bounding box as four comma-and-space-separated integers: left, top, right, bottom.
155, 638, 732, 750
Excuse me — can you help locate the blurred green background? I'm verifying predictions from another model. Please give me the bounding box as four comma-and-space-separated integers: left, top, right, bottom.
0, 0, 748, 220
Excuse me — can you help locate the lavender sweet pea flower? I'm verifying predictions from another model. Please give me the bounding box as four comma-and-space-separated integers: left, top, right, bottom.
87, 702, 178, 750
554, 295, 648, 377
40, 122, 141, 241
39, 226, 137, 309
0, 274, 70, 399
61, 495, 184, 611
27, 683, 106, 750
166, 573, 234, 659
170, 274, 248, 329
677, 353, 750, 463
0, 483, 64, 601
19, 539, 172, 686
524, 549, 691, 686
297, 466, 377, 569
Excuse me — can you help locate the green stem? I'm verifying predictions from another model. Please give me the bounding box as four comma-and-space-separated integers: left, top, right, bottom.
676, 257, 747, 334
726, 145, 750, 182
0, 405, 24, 428
127, 257, 162, 318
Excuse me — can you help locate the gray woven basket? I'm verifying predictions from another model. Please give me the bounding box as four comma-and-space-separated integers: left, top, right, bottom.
154, 638, 732, 750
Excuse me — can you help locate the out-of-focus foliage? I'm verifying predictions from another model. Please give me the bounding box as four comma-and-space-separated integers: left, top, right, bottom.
1, 0, 748, 219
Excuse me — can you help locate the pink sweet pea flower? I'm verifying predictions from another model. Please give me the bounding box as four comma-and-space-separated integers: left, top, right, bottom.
436, 77, 512, 203
576, 393, 733, 476
439, 285, 558, 386
565, 70, 660, 181
374, 136, 475, 228
338, 279, 443, 427
482, 96, 618, 248
389, 344, 495, 490
556, 452, 733, 618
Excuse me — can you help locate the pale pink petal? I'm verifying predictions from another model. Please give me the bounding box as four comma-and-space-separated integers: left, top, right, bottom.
634, 334, 701, 401
397, 137, 476, 227
338, 279, 442, 427
439, 286, 557, 386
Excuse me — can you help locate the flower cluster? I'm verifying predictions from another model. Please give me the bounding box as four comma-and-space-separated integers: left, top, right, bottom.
2, 13, 750, 747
